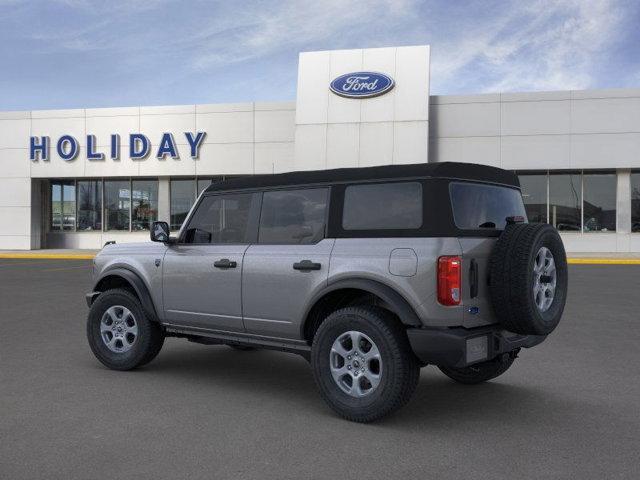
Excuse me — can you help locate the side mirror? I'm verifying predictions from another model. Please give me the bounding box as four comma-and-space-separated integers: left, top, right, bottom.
150, 221, 171, 243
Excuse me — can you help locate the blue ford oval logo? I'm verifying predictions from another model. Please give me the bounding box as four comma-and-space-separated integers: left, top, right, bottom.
330, 71, 395, 98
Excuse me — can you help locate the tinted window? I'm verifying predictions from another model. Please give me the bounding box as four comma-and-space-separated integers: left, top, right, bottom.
583, 173, 616, 232
450, 182, 526, 230
259, 188, 328, 244
183, 193, 254, 244
342, 182, 422, 230
549, 173, 581, 231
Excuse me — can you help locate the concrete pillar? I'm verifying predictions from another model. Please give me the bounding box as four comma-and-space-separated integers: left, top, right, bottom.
158, 177, 170, 224
617, 169, 631, 233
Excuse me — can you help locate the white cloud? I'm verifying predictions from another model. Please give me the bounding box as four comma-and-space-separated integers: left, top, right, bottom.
431, 0, 626, 93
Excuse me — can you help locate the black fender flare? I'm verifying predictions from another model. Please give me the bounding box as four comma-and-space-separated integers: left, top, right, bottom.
92, 267, 160, 321
302, 278, 422, 336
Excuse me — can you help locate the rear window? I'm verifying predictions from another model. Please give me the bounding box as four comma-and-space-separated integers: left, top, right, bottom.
450, 182, 526, 230
342, 182, 422, 230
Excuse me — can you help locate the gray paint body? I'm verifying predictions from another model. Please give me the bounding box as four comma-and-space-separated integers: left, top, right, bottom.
93, 233, 498, 341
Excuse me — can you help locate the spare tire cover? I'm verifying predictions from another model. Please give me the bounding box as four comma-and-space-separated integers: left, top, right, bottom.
489, 223, 568, 335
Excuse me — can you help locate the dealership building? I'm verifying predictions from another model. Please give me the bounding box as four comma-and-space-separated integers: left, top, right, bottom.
1, 45, 639, 252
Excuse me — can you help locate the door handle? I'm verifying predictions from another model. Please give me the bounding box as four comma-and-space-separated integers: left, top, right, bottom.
214, 258, 237, 269
293, 260, 321, 271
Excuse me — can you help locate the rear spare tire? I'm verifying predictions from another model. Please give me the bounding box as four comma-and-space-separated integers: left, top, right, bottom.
489, 223, 567, 335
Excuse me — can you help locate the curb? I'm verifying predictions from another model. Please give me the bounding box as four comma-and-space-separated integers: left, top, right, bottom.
567, 258, 640, 265
0, 254, 96, 260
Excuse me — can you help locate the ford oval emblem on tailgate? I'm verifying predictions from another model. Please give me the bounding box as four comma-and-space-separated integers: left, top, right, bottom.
329, 72, 395, 98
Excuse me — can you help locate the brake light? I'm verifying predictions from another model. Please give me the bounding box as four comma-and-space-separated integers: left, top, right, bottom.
438, 256, 461, 306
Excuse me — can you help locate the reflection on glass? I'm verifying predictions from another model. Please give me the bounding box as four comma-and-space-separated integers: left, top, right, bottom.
197, 179, 212, 196
184, 193, 254, 244
549, 173, 581, 231
519, 174, 547, 223
170, 179, 196, 230
583, 174, 616, 232
51, 181, 75, 231
104, 180, 130, 231
132, 180, 158, 231
632, 173, 640, 233
51, 183, 62, 231
77, 180, 102, 231
259, 189, 328, 244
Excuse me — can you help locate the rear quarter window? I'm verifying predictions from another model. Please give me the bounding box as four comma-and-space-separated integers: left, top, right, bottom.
450, 182, 527, 230
342, 182, 422, 230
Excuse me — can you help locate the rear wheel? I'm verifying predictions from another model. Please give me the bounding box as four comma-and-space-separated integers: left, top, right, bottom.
87, 288, 164, 371
311, 306, 419, 423
439, 353, 516, 385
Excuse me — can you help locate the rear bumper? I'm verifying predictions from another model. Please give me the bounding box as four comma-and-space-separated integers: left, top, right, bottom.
407, 325, 546, 368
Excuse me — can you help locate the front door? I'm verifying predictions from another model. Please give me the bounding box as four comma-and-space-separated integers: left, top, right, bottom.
242, 187, 332, 339
162, 191, 260, 332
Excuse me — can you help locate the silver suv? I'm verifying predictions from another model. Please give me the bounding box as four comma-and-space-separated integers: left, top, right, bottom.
86, 162, 567, 422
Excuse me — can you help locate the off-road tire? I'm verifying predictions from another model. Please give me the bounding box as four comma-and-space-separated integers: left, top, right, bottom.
439, 354, 516, 385
489, 223, 568, 335
311, 306, 420, 423
87, 288, 164, 371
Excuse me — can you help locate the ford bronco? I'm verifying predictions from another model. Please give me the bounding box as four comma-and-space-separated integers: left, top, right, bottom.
86, 162, 567, 422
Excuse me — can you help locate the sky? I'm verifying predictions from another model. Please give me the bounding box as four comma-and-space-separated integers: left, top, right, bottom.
0, 0, 639, 111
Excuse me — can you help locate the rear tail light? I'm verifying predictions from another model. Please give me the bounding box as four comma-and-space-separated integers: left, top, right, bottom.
437, 256, 461, 306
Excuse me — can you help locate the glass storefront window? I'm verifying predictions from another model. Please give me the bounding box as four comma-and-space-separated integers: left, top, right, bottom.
583, 173, 616, 232
549, 173, 582, 231
77, 180, 102, 231
50, 180, 75, 231
197, 178, 212, 196
132, 180, 158, 231
632, 173, 640, 233
104, 180, 131, 231
170, 179, 196, 230
518, 174, 547, 223
51, 182, 62, 231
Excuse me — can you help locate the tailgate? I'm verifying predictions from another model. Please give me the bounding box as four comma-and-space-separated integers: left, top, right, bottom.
458, 238, 499, 328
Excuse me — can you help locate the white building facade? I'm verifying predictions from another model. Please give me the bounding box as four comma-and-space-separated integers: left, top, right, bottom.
1, 45, 639, 252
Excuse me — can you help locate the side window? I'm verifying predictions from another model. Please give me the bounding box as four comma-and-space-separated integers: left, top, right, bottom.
183, 193, 254, 244
342, 182, 422, 230
258, 188, 328, 244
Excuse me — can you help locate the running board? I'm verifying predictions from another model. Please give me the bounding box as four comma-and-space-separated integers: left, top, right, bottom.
163, 323, 312, 359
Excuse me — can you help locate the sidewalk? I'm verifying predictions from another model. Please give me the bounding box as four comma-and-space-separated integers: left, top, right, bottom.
1, 249, 640, 264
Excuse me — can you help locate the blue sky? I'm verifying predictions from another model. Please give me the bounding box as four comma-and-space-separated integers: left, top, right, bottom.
1, 0, 639, 111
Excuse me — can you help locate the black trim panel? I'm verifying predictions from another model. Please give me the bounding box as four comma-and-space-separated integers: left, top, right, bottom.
93, 268, 160, 321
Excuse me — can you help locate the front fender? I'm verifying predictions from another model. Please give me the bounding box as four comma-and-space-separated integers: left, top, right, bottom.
92, 267, 160, 321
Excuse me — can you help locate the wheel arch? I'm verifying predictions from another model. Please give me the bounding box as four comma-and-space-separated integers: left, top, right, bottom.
91, 268, 159, 321
301, 278, 422, 343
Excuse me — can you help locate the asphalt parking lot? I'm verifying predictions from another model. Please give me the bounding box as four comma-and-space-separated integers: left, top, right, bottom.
1, 260, 639, 479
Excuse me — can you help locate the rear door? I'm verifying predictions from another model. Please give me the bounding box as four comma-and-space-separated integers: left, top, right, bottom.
242, 187, 333, 340
449, 181, 527, 328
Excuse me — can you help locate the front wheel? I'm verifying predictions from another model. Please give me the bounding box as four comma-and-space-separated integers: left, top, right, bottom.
87, 288, 164, 371
311, 306, 420, 423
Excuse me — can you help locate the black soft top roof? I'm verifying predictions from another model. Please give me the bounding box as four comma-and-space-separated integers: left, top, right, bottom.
204, 162, 519, 193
